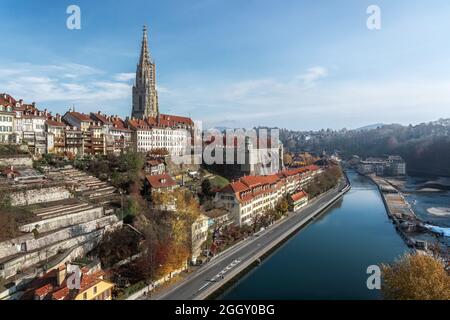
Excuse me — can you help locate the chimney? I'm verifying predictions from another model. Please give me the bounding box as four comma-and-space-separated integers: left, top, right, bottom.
57, 265, 67, 286
56, 114, 62, 122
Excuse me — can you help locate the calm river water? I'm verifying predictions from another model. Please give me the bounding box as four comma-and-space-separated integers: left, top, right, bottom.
220, 171, 410, 300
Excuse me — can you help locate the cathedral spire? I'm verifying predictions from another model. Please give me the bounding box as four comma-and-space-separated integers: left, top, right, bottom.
132, 25, 159, 119
139, 25, 151, 65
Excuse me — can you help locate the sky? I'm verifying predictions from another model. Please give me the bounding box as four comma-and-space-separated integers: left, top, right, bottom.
1, 0, 450, 130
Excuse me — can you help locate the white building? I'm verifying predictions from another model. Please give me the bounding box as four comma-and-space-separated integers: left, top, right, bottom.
215, 166, 321, 226
191, 214, 209, 264
0, 105, 14, 144
127, 115, 193, 156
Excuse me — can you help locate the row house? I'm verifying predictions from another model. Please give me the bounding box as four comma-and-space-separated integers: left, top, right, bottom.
46, 118, 66, 154
90, 112, 132, 154
14, 106, 48, 154
1, 93, 50, 154
127, 114, 194, 156
1, 93, 134, 156
0, 96, 14, 143
214, 165, 321, 226
62, 111, 107, 156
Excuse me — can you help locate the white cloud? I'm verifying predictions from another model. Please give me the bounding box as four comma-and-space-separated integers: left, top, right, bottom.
159, 67, 450, 130
114, 73, 135, 82
296, 66, 328, 87
0, 63, 131, 114
3, 62, 450, 130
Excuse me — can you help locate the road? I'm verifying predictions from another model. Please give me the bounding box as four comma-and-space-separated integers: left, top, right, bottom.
142, 180, 349, 300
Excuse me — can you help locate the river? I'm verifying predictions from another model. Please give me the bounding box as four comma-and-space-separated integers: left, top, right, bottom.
219, 171, 410, 300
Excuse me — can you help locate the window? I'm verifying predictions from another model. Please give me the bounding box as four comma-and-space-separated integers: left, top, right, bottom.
83, 292, 87, 300
93, 286, 97, 294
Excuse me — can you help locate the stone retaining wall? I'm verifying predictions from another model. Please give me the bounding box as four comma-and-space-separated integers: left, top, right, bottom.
0, 156, 33, 167
19, 207, 104, 233
0, 215, 119, 260
11, 186, 72, 207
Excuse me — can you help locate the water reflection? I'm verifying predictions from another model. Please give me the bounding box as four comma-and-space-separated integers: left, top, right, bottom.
219, 172, 409, 300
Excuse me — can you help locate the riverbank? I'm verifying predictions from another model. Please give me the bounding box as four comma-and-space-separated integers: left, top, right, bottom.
147, 178, 351, 300
199, 182, 351, 300
220, 171, 410, 300
366, 174, 449, 252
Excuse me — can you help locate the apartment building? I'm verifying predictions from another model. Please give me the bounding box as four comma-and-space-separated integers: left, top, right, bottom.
357, 155, 407, 176
215, 165, 321, 226
0, 104, 14, 143
127, 114, 193, 156
90, 112, 132, 154
46, 117, 66, 154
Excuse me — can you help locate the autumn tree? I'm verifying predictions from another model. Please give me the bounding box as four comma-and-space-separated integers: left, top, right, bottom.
146, 188, 200, 274
283, 153, 293, 167
381, 252, 450, 300
95, 228, 142, 268
275, 197, 289, 216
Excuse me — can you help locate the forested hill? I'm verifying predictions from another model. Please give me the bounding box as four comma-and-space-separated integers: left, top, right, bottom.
280, 119, 450, 177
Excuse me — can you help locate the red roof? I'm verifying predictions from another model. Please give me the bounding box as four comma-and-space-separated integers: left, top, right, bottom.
46, 119, 66, 127
0, 93, 17, 107
67, 112, 92, 122
51, 270, 107, 300
221, 166, 319, 204
158, 114, 193, 127
291, 191, 308, 202
90, 112, 111, 125
146, 174, 177, 189
35, 283, 54, 297
21, 267, 111, 300
128, 114, 193, 130
111, 117, 130, 131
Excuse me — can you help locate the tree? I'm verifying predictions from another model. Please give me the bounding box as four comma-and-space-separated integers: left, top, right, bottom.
275, 198, 289, 216
0, 212, 18, 241
95, 228, 142, 268
201, 179, 213, 197
283, 153, 293, 167
0, 191, 11, 209
381, 253, 450, 300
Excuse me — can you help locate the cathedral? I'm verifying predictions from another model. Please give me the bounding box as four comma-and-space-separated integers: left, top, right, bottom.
128, 26, 194, 156
131, 25, 159, 119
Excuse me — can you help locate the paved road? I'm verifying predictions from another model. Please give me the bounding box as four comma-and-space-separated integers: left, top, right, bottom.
142, 180, 349, 300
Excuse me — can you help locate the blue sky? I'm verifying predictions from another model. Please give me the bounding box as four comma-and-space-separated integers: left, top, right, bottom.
1, 0, 450, 130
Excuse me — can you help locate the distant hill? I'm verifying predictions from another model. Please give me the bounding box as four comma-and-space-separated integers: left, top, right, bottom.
280, 119, 450, 177
353, 123, 386, 132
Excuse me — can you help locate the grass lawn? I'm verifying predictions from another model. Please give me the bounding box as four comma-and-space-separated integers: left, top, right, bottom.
209, 175, 230, 189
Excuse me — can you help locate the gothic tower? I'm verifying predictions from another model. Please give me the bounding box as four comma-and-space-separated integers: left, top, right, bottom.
132, 25, 159, 119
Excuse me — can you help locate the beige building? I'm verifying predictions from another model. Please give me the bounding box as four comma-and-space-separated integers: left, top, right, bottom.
215, 166, 321, 226
290, 190, 309, 211
190, 214, 209, 264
